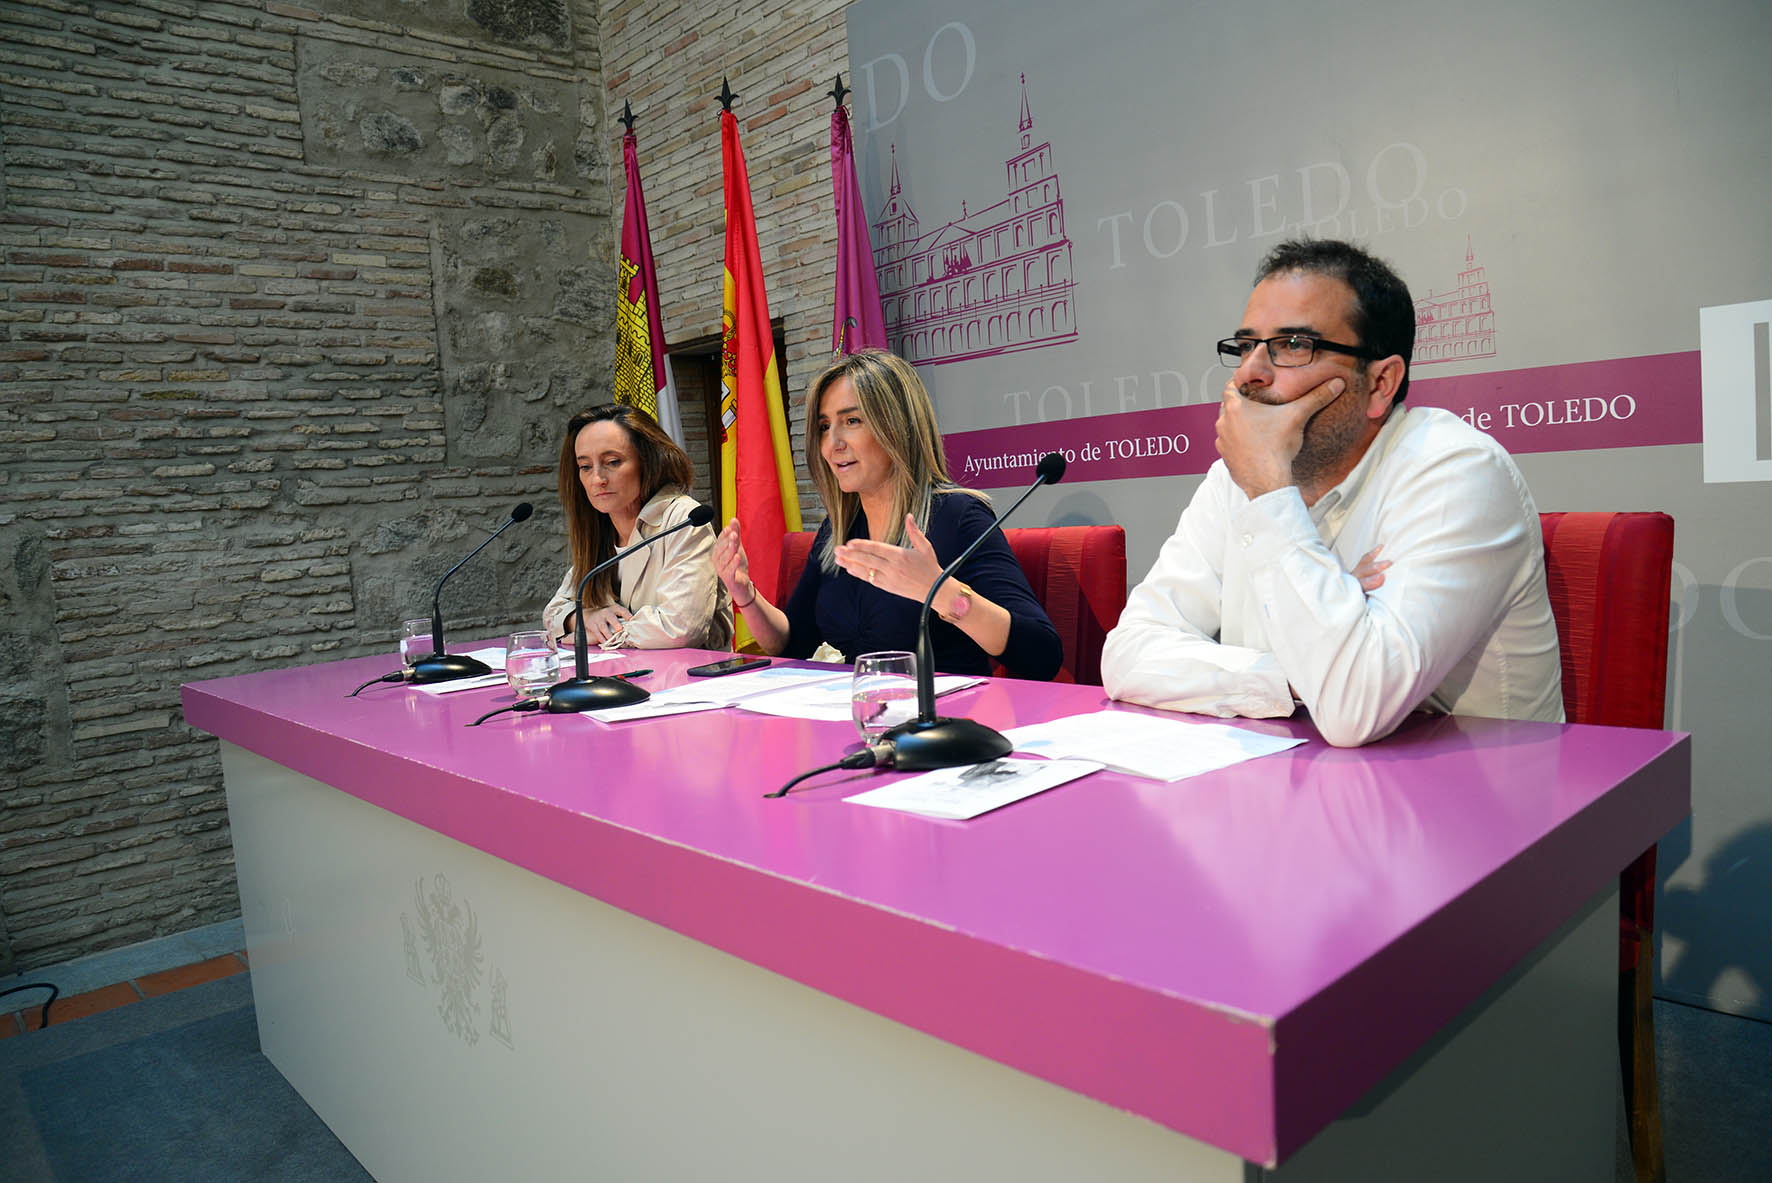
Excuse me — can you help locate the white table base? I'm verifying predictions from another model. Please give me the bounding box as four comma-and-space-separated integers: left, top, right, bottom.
222, 741, 1617, 1182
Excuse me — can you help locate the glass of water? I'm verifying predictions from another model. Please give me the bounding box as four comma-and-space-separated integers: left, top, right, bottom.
852, 650, 917, 740
505, 631, 560, 702
399, 618, 433, 671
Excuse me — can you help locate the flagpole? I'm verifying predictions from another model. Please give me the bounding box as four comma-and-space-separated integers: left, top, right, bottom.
829, 72, 888, 356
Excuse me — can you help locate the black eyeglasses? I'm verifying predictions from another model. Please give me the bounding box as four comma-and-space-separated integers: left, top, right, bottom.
1216, 334, 1382, 368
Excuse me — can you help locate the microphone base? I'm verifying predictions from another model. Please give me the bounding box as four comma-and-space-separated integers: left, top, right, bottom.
882, 716, 1013, 771
545, 676, 650, 712
409, 653, 493, 683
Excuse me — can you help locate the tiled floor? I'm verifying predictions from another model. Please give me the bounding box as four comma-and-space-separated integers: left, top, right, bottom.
2, 920, 1766, 1183
0, 951, 248, 1037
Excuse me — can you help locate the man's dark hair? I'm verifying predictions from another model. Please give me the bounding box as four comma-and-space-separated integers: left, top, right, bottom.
1254, 239, 1415, 403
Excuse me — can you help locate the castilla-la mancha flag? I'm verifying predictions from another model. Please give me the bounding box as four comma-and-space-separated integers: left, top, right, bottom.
614, 124, 683, 444
719, 106, 801, 622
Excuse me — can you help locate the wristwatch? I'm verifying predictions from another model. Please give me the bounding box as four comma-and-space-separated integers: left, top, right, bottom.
938, 581, 974, 624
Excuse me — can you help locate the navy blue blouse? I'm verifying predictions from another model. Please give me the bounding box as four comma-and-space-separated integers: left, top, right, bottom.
780, 493, 1062, 680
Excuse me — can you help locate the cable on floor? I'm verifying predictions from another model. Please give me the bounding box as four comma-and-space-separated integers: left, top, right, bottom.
1, 981, 60, 1029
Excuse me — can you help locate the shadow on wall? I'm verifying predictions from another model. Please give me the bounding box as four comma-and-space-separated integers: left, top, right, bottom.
1045, 490, 1116, 529
1660, 821, 1772, 1019
1656, 577, 1772, 1020
350, 501, 562, 637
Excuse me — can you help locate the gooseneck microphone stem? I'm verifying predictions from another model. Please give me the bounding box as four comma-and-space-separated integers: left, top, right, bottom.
548, 503, 714, 713
431, 523, 516, 656
881, 454, 1066, 772
911, 468, 1058, 722
409, 501, 534, 685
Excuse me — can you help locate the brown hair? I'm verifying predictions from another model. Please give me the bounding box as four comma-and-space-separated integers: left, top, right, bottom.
803, 349, 982, 570
1254, 238, 1415, 402
555, 404, 694, 606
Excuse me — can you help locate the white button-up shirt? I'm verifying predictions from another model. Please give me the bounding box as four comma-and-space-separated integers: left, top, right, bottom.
1101, 406, 1563, 746
543, 489, 733, 652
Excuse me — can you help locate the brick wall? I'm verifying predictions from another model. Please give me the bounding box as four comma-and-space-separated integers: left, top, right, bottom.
601, 0, 856, 524
0, 0, 616, 973
0, 0, 861, 975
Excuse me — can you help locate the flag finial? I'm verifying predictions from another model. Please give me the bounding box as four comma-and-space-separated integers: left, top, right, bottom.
829, 73, 850, 109
719, 77, 738, 112
619, 99, 636, 133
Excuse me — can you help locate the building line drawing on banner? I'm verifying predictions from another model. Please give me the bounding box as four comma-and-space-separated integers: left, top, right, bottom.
873, 73, 1078, 367
1414, 238, 1496, 365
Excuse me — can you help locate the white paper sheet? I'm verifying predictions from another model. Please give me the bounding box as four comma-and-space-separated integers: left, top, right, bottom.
411, 649, 622, 696
411, 672, 508, 696
581, 698, 726, 724
560, 667, 847, 724
1003, 710, 1305, 781
546, 672, 727, 723
737, 673, 983, 721
845, 758, 1101, 819
673, 665, 849, 705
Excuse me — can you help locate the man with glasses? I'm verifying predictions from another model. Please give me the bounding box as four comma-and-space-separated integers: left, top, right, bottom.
1101, 239, 1562, 746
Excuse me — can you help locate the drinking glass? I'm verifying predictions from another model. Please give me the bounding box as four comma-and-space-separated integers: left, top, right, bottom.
399, 618, 433, 671
506, 630, 560, 702
852, 650, 917, 740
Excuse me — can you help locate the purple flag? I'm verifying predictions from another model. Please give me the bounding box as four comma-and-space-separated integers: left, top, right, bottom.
830, 103, 887, 355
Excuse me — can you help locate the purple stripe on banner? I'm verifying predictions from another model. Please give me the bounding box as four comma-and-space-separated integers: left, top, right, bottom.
1409, 351, 1700, 455
946, 352, 1700, 489
948, 404, 1219, 488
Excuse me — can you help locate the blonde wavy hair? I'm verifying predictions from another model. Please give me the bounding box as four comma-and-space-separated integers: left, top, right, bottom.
802, 349, 983, 570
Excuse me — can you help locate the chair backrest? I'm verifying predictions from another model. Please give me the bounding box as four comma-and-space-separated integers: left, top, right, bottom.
1002, 526, 1126, 685
1539, 511, 1675, 729
776, 524, 1128, 685
1540, 512, 1677, 968
777, 529, 820, 607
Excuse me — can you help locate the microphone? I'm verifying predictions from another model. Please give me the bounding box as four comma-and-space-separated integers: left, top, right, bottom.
881, 452, 1066, 770
547, 502, 716, 712
410, 502, 534, 684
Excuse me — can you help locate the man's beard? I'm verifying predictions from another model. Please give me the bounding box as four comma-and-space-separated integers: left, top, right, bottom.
1239, 374, 1369, 490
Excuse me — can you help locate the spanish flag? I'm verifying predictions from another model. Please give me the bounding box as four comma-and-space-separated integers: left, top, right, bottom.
719, 104, 801, 625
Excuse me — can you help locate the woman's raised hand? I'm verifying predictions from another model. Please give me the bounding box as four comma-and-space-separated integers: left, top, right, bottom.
833, 514, 945, 604
713, 518, 754, 607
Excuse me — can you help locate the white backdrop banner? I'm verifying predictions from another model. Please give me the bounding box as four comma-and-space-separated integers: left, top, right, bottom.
845, 0, 1772, 1022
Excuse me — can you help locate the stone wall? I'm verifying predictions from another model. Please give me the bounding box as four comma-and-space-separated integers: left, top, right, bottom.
0, 0, 862, 975
0, 0, 615, 973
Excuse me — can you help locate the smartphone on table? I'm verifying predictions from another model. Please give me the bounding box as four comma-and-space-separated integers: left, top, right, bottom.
686, 656, 772, 677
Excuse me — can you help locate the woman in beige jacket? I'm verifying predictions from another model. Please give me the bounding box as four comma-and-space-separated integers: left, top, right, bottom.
542, 404, 733, 651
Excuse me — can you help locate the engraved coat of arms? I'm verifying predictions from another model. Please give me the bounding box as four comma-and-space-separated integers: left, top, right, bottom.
413, 874, 483, 1044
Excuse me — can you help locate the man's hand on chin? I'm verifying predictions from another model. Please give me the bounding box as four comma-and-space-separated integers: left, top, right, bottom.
1215, 375, 1344, 500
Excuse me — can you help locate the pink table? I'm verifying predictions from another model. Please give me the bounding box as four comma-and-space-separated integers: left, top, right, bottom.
184, 647, 1688, 1180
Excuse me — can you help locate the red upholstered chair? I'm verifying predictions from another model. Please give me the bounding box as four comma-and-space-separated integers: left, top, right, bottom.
1000, 526, 1126, 685
1539, 511, 1675, 1183
775, 524, 1128, 685
776, 529, 819, 608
